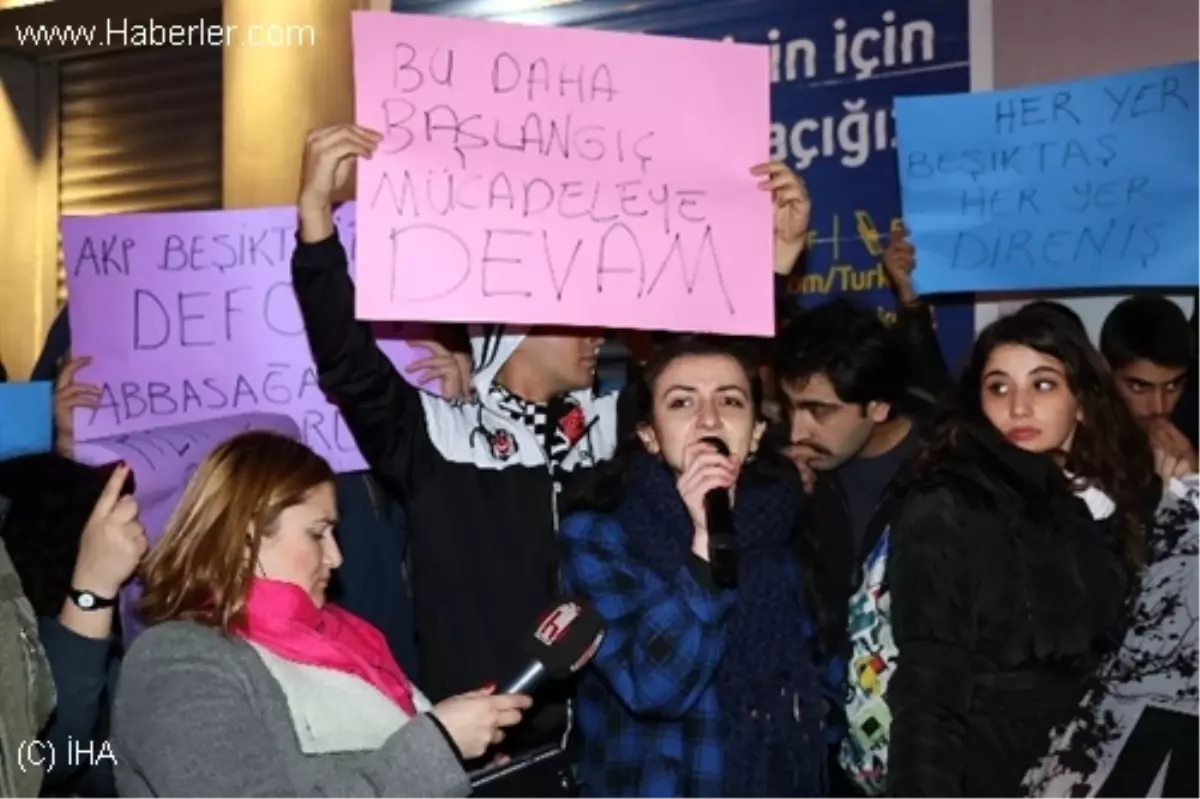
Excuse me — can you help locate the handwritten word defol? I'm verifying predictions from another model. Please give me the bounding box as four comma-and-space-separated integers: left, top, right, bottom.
131, 283, 303, 350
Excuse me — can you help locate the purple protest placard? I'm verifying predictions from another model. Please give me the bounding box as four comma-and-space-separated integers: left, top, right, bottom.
63, 203, 444, 472
75, 412, 302, 645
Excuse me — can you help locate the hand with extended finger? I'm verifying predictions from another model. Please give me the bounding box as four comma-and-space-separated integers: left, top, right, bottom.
72, 463, 148, 599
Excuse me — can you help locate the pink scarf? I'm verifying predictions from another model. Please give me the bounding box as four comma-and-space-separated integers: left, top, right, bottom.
239, 578, 417, 716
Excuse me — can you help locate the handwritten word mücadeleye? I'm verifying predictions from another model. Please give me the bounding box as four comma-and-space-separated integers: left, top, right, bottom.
369, 41, 735, 314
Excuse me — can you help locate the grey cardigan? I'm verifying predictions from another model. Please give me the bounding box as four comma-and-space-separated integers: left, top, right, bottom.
112, 620, 470, 797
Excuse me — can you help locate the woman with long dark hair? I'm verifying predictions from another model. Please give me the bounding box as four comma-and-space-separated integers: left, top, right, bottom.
842, 309, 1154, 796
560, 336, 829, 798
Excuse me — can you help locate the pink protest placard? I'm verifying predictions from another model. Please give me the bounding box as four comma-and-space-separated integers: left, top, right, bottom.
351, 12, 773, 336
63, 204, 446, 472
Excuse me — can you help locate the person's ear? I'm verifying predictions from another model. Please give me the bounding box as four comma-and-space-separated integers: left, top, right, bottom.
244, 524, 262, 573
636, 423, 660, 455
867, 400, 891, 424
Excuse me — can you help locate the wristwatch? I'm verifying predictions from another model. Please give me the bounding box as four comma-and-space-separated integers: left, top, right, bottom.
68, 588, 117, 611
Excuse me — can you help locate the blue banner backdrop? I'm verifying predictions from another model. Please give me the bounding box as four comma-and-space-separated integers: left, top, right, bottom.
391, 0, 977, 372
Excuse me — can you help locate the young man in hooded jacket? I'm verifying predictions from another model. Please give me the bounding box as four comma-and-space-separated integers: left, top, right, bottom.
290, 124, 810, 786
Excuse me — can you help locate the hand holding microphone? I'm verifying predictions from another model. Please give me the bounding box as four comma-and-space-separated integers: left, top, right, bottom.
677, 437, 739, 586
431, 688, 532, 760
498, 598, 605, 695
438, 599, 605, 764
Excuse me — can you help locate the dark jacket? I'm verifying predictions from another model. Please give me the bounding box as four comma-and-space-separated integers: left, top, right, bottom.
291, 234, 620, 750
332, 471, 418, 677
0, 454, 124, 796
39, 617, 120, 797
885, 425, 1127, 796
800, 301, 948, 659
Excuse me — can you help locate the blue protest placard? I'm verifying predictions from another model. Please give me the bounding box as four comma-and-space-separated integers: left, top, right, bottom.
895, 61, 1199, 294
0, 381, 53, 460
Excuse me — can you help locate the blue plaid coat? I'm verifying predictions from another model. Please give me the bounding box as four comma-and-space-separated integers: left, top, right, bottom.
561, 510, 840, 797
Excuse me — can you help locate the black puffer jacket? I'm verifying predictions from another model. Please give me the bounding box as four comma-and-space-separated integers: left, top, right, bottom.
885, 425, 1128, 796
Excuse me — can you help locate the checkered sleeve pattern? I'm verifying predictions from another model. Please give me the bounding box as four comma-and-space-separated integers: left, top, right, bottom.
560, 511, 733, 797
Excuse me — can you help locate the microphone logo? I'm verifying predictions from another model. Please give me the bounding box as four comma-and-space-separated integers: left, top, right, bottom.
570, 629, 606, 674
534, 601, 581, 646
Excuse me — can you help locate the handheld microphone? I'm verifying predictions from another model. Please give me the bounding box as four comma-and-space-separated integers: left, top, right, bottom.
499, 598, 605, 695
700, 436, 737, 589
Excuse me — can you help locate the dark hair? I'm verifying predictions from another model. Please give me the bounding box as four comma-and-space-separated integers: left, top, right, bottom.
1018, 300, 1086, 336
0, 453, 111, 617
1100, 294, 1192, 370
567, 335, 793, 514
909, 311, 1155, 570
773, 298, 904, 407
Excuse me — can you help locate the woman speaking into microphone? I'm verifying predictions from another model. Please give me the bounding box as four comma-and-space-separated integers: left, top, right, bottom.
559, 336, 831, 798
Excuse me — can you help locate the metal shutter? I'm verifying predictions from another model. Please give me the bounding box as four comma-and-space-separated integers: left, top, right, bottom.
57, 12, 222, 304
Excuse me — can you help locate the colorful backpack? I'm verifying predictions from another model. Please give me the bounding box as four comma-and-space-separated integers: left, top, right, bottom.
838, 528, 898, 796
